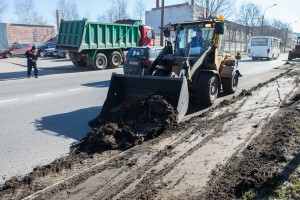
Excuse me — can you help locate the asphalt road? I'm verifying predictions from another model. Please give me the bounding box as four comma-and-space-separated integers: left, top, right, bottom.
0, 54, 288, 184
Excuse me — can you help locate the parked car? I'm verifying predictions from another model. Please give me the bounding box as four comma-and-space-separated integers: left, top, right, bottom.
0, 43, 33, 58
44, 48, 56, 57
123, 46, 163, 75
37, 42, 56, 57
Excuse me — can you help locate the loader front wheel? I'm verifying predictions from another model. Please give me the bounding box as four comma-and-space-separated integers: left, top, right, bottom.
93, 53, 107, 70
222, 71, 239, 94
196, 73, 219, 106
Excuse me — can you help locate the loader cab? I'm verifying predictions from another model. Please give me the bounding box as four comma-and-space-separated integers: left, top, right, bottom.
173, 27, 215, 57
170, 21, 225, 59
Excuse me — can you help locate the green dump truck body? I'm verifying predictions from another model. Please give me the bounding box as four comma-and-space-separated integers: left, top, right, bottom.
57, 19, 141, 52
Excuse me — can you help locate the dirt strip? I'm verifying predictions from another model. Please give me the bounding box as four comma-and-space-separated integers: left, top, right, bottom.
0, 63, 299, 200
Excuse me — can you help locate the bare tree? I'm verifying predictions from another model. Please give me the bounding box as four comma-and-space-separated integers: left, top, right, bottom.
0, 0, 8, 21
97, 0, 130, 23
14, 0, 47, 25
97, 10, 114, 23
272, 19, 289, 30
56, 0, 80, 20
193, 0, 236, 20
133, 0, 145, 21
235, 3, 261, 37
270, 19, 290, 46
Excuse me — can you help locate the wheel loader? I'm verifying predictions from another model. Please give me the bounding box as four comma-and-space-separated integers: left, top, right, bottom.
101, 16, 241, 122
288, 35, 300, 61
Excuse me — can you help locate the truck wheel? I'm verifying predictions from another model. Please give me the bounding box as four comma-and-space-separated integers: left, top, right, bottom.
222, 72, 239, 94
108, 51, 122, 68
77, 60, 87, 66
288, 52, 293, 61
93, 53, 107, 70
72, 61, 79, 66
196, 73, 219, 106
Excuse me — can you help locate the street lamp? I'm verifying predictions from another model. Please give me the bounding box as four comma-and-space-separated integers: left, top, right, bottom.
261, 4, 277, 35
284, 21, 297, 53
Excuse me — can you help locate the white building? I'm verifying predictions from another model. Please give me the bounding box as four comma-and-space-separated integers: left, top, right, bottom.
145, 0, 248, 52
145, 1, 196, 34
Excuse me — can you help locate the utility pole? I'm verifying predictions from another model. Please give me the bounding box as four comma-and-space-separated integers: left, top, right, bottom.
284, 21, 297, 53
56, 10, 60, 35
160, 0, 165, 46
260, 4, 276, 35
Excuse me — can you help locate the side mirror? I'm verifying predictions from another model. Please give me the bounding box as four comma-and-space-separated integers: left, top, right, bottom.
152, 30, 155, 39
45, 45, 49, 48
141, 56, 147, 66
235, 52, 241, 60
215, 21, 224, 34
163, 26, 170, 37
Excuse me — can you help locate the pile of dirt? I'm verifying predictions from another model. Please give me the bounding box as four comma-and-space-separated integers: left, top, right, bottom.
200, 92, 300, 200
0, 92, 178, 199
72, 92, 178, 154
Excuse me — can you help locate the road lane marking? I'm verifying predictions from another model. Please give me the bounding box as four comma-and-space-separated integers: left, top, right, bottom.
35, 93, 53, 97
67, 88, 80, 92
0, 98, 18, 103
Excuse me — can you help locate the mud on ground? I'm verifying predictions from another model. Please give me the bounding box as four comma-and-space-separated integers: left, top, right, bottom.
200, 92, 300, 200
0, 63, 299, 200
75, 91, 178, 154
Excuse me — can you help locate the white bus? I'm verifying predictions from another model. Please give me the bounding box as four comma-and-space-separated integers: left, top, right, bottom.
248, 36, 281, 60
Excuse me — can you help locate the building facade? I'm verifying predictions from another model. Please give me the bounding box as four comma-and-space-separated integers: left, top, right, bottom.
145, 2, 249, 53
145, 2, 196, 34
0, 23, 55, 49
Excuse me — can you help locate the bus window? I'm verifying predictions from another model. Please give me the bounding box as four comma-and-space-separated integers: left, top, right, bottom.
251, 38, 268, 46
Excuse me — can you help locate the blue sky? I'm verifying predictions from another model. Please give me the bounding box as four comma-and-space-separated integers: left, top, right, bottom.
3, 0, 300, 32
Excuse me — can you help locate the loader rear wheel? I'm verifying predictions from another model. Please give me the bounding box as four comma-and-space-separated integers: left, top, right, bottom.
93, 53, 107, 70
222, 72, 239, 94
108, 51, 122, 68
196, 73, 219, 106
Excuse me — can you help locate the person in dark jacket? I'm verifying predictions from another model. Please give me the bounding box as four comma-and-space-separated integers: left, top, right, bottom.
190, 29, 206, 48
25, 46, 39, 78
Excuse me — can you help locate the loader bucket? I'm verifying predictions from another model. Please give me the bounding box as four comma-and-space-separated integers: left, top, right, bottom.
101, 74, 189, 122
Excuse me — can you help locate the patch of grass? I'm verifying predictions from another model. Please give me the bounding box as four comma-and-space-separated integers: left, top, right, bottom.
293, 122, 300, 135
280, 162, 288, 168
242, 189, 256, 200
291, 182, 300, 198
274, 187, 288, 200
273, 169, 300, 199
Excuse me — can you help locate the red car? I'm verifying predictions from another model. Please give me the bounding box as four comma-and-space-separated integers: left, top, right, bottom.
0, 43, 33, 58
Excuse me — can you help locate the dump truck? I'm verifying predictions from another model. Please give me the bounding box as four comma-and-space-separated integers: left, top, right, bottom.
101, 16, 241, 122
56, 19, 155, 70
288, 35, 300, 61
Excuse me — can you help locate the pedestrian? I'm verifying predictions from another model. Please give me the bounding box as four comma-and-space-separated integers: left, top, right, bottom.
25, 46, 39, 78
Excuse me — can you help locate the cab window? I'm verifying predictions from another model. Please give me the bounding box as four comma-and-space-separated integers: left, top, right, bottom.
146, 29, 153, 39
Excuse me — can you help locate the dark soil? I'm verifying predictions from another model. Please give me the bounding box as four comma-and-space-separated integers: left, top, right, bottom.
199, 92, 300, 200
0, 64, 298, 200
0, 92, 178, 199
73, 91, 178, 153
